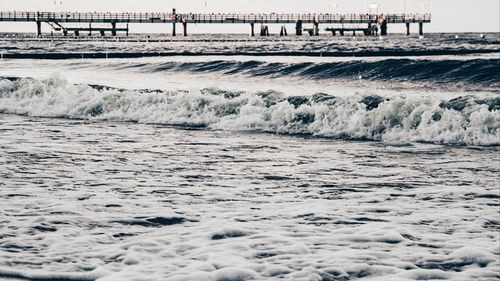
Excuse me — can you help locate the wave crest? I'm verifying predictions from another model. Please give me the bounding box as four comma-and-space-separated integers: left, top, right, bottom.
1, 77, 498, 146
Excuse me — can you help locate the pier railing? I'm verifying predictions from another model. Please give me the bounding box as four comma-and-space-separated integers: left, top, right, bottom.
0, 11, 431, 24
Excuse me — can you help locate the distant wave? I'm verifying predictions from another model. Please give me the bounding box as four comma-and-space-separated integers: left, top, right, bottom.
138, 58, 500, 87
18, 57, 496, 88
1, 77, 498, 146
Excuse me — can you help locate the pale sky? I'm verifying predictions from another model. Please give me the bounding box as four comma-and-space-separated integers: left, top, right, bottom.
0, 0, 499, 34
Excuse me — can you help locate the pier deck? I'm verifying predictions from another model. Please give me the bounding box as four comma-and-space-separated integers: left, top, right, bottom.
0, 11, 431, 37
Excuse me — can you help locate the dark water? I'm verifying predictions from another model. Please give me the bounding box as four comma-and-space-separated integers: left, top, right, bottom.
108, 58, 500, 88
1, 33, 499, 55
2, 33, 499, 90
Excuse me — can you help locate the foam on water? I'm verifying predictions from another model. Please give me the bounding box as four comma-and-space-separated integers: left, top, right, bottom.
0, 33, 499, 281
0, 113, 498, 281
0, 267, 106, 281
0, 77, 498, 146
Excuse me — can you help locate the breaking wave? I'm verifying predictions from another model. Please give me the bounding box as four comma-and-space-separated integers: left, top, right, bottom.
0, 77, 499, 146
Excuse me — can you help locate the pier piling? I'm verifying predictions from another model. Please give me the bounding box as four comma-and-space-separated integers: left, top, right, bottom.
295, 20, 302, 36
111, 22, 117, 36
259, 25, 269, 36
250, 23, 255, 36
380, 19, 388, 36
313, 22, 319, 36
36, 20, 41, 36
406, 23, 410, 35
260, 26, 269, 36
172, 8, 177, 37
419, 22, 423, 36
183, 21, 187, 36
280, 26, 287, 36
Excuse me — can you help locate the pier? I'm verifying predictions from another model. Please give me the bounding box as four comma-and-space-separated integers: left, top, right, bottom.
0, 10, 431, 37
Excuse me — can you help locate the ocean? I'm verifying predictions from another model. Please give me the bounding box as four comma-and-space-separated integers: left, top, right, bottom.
0, 33, 499, 281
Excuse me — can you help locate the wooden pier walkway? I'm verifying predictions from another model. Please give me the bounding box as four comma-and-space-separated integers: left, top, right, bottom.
0, 10, 431, 37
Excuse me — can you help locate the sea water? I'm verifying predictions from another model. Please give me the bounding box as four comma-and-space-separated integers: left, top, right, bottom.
0, 33, 499, 281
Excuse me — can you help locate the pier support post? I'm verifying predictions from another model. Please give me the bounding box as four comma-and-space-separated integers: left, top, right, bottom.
100, 30, 105, 36
111, 22, 117, 36
183, 21, 187, 36
313, 22, 319, 36
380, 19, 388, 36
126, 24, 129, 37
172, 8, 177, 37
36, 21, 41, 36
260, 25, 269, 36
419, 23, 423, 36
250, 23, 255, 37
339, 29, 344, 36
280, 26, 287, 36
295, 20, 303, 36
367, 23, 372, 36
406, 23, 410, 36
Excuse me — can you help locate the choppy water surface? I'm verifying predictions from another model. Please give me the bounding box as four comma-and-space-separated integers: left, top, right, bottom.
1, 33, 499, 55
0, 114, 498, 281
0, 33, 499, 280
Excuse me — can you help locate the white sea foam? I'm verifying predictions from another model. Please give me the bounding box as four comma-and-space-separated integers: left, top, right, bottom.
0, 113, 498, 281
1, 34, 499, 281
0, 266, 107, 280
0, 77, 498, 146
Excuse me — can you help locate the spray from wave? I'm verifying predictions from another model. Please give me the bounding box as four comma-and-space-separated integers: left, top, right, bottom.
0, 77, 498, 146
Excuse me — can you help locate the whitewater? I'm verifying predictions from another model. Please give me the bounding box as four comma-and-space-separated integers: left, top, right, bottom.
0, 33, 499, 281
